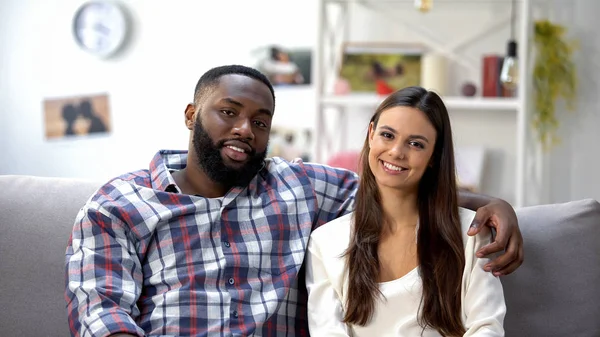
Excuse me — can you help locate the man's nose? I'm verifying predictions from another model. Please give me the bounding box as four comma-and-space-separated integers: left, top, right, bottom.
232, 118, 254, 141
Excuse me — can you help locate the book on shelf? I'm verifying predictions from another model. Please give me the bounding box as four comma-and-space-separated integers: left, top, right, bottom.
482, 55, 515, 98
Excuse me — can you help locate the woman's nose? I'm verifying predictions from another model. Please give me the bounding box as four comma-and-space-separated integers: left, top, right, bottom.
388, 144, 406, 160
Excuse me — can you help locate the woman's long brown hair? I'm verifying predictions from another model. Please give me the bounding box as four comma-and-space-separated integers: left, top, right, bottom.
343, 86, 465, 336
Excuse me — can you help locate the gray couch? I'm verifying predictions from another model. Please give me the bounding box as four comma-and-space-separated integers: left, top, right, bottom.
1, 175, 599, 337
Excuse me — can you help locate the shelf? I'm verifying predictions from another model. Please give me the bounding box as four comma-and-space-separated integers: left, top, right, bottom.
315, 0, 532, 206
321, 93, 519, 111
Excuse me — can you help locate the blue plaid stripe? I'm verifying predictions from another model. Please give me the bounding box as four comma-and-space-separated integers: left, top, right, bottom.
65, 150, 358, 337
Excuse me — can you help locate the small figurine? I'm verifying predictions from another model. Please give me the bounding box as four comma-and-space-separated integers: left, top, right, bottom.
461, 82, 477, 97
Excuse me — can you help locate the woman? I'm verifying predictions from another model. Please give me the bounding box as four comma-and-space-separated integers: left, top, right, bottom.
305, 86, 506, 336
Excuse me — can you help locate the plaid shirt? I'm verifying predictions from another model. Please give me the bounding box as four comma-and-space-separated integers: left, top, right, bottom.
65, 150, 358, 337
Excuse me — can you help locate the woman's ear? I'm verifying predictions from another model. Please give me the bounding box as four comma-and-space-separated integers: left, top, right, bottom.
184, 104, 196, 130
428, 155, 435, 168
368, 122, 375, 148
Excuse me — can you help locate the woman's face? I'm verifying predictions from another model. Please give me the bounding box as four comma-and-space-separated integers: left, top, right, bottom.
368, 106, 437, 192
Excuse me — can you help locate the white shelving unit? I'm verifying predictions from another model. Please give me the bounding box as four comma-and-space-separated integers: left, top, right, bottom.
313, 0, 532, 207
322, 94, 520, 111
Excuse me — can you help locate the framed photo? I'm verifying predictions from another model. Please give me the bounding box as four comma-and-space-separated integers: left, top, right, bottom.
43, 93, 111, 140
267, 126, 313, 162
254, 45, 312, 86
338, 43, 425, 93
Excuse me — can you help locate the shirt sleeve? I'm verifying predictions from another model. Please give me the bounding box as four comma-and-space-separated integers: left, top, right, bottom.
65, 201, 145, 337
462, 227, 507, 337
302, 162, 359, 227
305, 234, 352, 336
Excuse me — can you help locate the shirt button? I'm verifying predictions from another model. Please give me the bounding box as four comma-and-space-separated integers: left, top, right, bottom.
232, 311, 239, 318
228, 278, 235, 285
224, 241, 230, 248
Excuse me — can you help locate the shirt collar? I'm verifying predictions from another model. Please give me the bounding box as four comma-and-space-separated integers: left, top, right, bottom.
148, 149, 270, 194
149, 149, 188, 192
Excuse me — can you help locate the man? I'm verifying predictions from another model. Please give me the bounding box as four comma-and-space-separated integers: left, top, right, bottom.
65, 65, 523, 337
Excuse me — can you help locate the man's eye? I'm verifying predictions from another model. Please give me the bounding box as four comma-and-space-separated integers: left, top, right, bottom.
254, 120, 268, 128
221, 110, 235, 116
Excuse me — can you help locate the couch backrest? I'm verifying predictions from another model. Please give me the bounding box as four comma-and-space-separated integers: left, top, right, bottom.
1, 175, 599, 336
0, 175, 101, 337
503, 198, 600, 336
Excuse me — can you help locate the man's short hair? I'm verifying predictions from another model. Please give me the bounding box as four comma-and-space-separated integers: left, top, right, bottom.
194, 65, 275, 108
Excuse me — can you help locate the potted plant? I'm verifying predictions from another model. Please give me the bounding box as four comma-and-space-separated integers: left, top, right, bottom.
532, 19, 578, 150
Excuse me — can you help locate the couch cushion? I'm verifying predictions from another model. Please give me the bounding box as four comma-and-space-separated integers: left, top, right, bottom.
0, 175, 100, 337
503, 198, 600, 337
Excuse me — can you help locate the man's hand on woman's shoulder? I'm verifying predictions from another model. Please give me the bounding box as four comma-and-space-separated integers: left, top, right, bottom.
467, 198, 524, 276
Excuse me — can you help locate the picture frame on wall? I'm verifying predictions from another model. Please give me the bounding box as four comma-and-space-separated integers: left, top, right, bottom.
338, 42, 425, 94
43, 93, 112, 140
267, 126, 313, 162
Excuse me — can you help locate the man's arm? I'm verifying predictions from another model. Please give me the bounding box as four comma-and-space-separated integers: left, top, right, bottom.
302, 162, 359, 226
458, 190, 524, 276
66, 202, 145, 337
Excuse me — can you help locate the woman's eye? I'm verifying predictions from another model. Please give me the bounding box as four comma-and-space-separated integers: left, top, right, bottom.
410, 141, 424, 149
380, 132, 393, 139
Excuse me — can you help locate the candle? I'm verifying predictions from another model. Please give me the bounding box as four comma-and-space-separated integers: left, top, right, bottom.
420, 53, 448, 96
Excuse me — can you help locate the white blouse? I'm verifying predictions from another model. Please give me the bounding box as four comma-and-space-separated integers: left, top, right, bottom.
305, 208, 506, 337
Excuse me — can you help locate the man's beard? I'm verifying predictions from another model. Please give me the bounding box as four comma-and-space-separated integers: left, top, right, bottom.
192, 119, 267, 188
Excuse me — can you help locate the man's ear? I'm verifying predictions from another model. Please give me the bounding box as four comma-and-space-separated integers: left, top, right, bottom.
184, 103, 196, 130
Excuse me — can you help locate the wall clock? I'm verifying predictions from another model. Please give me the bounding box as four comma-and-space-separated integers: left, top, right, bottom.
72, 1, 130, 58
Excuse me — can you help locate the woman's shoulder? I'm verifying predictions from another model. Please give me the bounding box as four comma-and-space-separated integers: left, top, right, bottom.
459, 207, 493, 251
312, 212, 353, 237
309, 212, 354, 257
458, 207, 476, 233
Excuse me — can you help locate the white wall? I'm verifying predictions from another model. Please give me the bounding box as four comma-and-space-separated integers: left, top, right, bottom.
545, 0, 600, 203
1, 0, 598, 203
0, 0, 318, 182
0, 1, 7, 160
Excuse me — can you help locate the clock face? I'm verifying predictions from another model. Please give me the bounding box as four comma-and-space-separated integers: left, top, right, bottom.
73, 1, 129, 57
